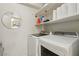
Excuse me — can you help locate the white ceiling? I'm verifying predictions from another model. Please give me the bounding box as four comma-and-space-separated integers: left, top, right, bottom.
20, 3, 45, 9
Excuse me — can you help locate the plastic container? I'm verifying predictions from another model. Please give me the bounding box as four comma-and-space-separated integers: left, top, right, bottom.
40, 16, 45, 22
67, 3, 77, 16
61, 4, 68, 18
77, 3, 79, 15
36, 17, 41, 25
53, 10, 57, 21
57, 7, 62, 20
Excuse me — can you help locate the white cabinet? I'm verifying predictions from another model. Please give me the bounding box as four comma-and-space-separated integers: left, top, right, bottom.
27, 35, 39, 56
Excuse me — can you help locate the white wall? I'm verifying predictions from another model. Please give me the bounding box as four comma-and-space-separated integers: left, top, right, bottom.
0, 3, 38, 56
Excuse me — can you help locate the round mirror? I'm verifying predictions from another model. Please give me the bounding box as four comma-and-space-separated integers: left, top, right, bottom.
1, 11, 21, 29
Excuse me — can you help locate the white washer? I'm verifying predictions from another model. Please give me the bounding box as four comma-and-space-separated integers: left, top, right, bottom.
38, 35, 79, 56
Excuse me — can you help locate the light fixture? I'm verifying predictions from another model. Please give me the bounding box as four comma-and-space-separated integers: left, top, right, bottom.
1, 11, 21, 29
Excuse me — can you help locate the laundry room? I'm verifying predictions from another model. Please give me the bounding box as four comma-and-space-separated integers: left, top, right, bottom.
0, 0, 79, 57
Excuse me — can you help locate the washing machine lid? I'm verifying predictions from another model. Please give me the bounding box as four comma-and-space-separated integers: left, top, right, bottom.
39, 35, 78, 47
